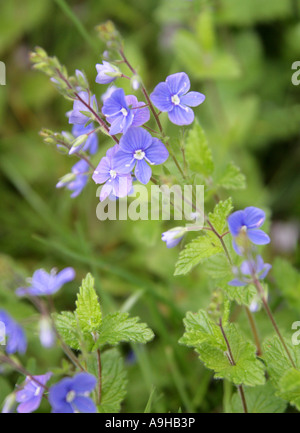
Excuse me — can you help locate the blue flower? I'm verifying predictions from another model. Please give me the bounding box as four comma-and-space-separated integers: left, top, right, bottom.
102, 89, 150, 135
70, 123, 98, 155
39, 316, 56, 348
49, 373, 97, 413
95, 61, 121, 84
162, 228, 186, 248
112, 127, 169, 185
228, 207, 270, 255
0, 311, 27, 355
16, 267, 75, 297
229, 255, 272, 287
69, 91, 98, 125
15, 373, 52, 413
150, 72, 205, 126
92, 145, 133, 201
56, 160, 90, 198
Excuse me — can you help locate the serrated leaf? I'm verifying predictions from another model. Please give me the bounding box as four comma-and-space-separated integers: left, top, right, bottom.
216, 162, 246, 190
198, 325, 265, 386
223, 283, 257, 307
231, 382, 287, 413
174, 232, 223, 276
76, 274, 102, 333
179, 310, 225, 348
185, 122, 214, 177
208, 198, 233, 233
94, 312, 154, 349
54, 311, 81, 351
279, 369, 300, 410
87, 349, 127, 413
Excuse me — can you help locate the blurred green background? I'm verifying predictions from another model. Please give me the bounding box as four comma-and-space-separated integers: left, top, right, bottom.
0, 0, 300, 412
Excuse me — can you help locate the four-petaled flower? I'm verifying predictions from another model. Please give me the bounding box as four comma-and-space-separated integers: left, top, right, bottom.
229, 255, 272, 287
228, 207, 270, 255
16, 267, 75, 297
150, 72, 205, 126
162, 227, 186, 248
69, 91, 98, 125
16, 373, 52, 413
95, 61, 121, 84
70, 123, 98, 155
56, 160, 90, 198
0, 310, 27, 355
92, 144, 133, 201
113, 127, 169, 185
49, 373, 97, 413
102, 89, 150, 135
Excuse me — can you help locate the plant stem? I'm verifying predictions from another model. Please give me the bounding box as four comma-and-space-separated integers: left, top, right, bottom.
253, 278, 296, 368
245, 306, 262, 357
96, 349, 102, 404
219, 320, 248, 414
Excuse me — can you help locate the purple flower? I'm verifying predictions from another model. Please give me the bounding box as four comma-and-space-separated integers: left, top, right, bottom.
16, 267, 75, 297
229, 255, 272, 287
57, 160, 90, 198
228, 207, 270, 255
0, 311, 27, 355
162, 228, 186, 248
113, 127, 169, 185
102, 89, 150, 135
96, 61, 121, 84
150, 72, 205, 126
15, 373, 52, 413
92, 145, 133, 201
49, 373, 97, 413
69, 91, 98, 125
70, 123, 98, 155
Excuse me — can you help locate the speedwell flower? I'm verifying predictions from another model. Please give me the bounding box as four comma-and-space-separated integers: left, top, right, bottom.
16, 267, 75, 297
16, 373, 52, 413
56, 160, 90, 198
49, 373, 97, 413
162, 227, 186, 248
228, 207, 270, 255
150, 72, 205, 126
69, 91, 98, 125
229, 255, 272, 287
0, 311, 27, 355
113, 127, 169, 185
95, 61, 121, 84
92, 144, 133, 201
102, 89, 150, 135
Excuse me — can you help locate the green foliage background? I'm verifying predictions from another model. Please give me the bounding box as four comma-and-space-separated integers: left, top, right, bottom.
0, 0, 300, 412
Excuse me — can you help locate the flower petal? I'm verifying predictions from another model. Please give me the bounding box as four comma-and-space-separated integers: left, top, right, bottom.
72, 373, 97, 393
54, 267, 75, 292
73, 396, 97, 414
180, 91, 206, 107
120, 127, 152, 153
247, 229, 270, 245
166, 72, 190, 95
168, 105, 194, 126
228, 210, 244, 236
150, 82, 173, 112
244, 207, 266, 229
145, 138, 169, 165
93, 156, 111, 184
228, 279, 247, 287
100, 181, 113, 202
259, 264, 272, 280
113, 150, 135, 174
112, 176, 133, 198
135, 159, 152, 185
17, 397, 41, 414
102, 88, 127, 117
131, 103, 150, 127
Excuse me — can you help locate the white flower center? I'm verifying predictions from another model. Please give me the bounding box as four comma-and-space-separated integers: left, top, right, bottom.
171, 94, 180, 106
134, 150, 145, 160
66, 390, 76, 403
121, 108, 128, 117
109, 169, 117, 179
34, 387, 41, 397
241, 225, 248, 233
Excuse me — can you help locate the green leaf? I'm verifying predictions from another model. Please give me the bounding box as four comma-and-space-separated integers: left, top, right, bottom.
54, 311, 81, 351
94, 312, 154, 348
216, 162, 246, 190
179, 310, 225, 348
223, 284, 257, 307
76, 273, 102, 334
185, 122, 214, 177
231, 382, 287, 413
279, 369, 300, 411
174, 232, 223, 276
208, 198, 233, 233
88, 349, 127, 413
